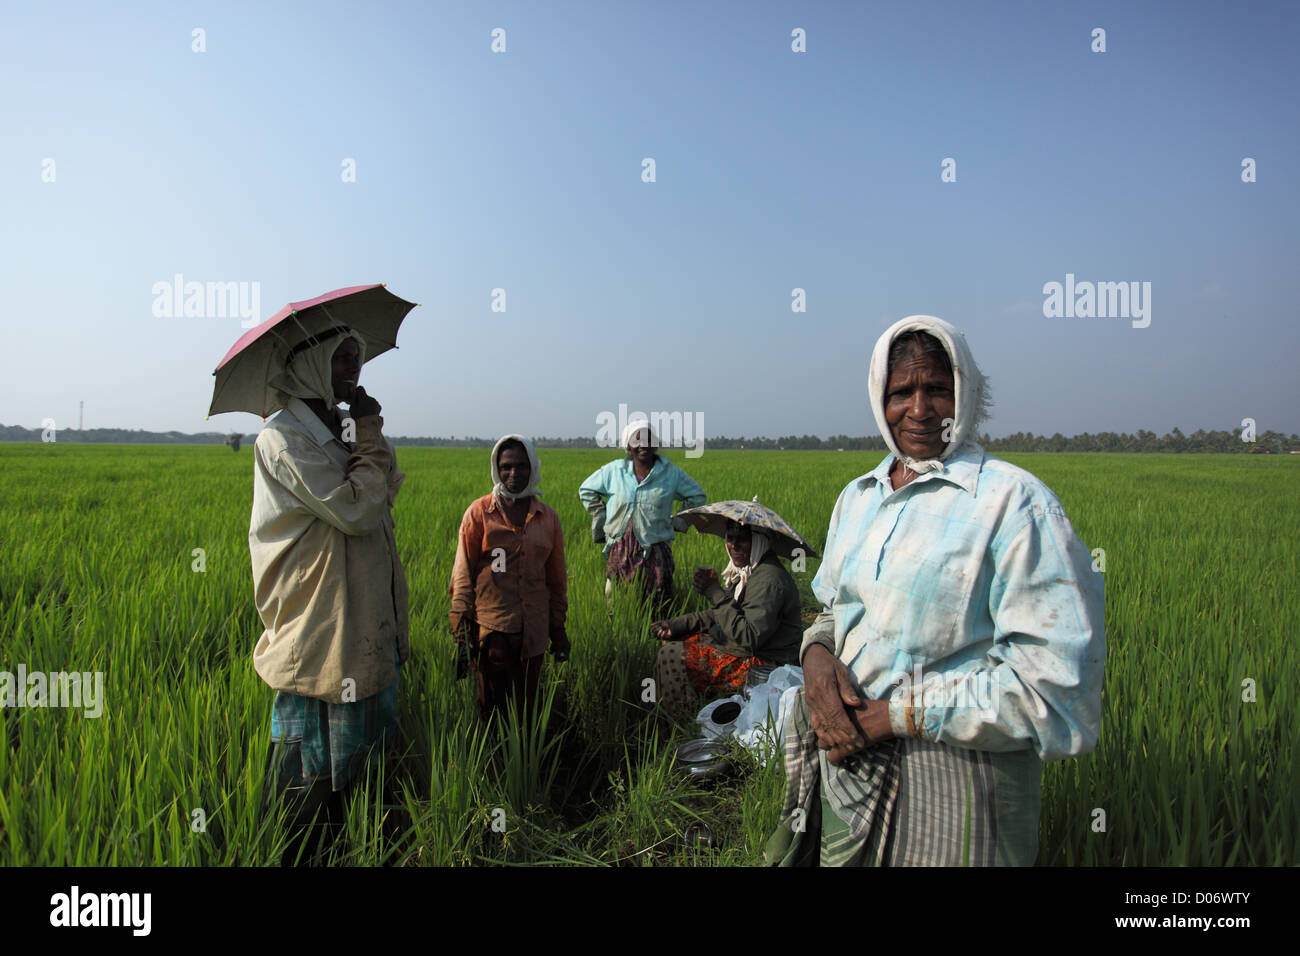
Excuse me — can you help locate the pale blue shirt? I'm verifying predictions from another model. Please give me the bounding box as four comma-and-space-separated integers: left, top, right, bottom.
806, 442, 1105, 761
578, 455, 706, 555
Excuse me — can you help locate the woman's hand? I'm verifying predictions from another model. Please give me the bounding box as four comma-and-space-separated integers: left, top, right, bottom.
844, 699, 896, 751
804, 643, 870, 764
692, 568, 717, 593
349, 386, 381, 419
650, 621, 674, 640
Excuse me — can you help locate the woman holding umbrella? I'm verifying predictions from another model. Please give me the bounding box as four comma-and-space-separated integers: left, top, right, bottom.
649, 499, 814, 715
211, 284, 416, 865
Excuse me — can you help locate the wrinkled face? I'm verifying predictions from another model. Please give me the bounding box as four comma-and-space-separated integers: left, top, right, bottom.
331, 339, 361, 403
626, 428, 657, 467
497, 446, 531, 495
724, 521, 752, 568
883, 345, 956, 461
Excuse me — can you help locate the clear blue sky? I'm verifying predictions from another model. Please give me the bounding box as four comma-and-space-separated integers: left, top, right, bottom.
4, 0, 1297, 441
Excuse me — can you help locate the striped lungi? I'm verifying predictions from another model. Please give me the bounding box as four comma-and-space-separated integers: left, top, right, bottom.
765, 688, 1042, 866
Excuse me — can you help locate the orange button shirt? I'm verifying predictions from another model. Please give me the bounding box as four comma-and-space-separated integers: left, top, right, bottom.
448, 493, 568, 659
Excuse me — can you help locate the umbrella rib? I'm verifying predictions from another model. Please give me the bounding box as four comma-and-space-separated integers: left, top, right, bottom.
318, 300, 398, 350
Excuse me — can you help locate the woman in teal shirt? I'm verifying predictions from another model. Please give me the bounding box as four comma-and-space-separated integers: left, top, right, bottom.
578, 420, 706, 609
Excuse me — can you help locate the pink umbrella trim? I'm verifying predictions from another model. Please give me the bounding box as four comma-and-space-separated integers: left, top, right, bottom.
213, 283, 385, 371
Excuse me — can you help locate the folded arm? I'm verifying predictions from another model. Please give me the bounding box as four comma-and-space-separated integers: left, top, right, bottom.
264, 415, 392, 535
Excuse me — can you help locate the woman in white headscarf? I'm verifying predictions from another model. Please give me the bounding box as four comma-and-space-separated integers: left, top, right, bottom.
767, 315, 1105, 867
449, 434, 569, 720
578, 419, 706, 610
251, 316, 409, 864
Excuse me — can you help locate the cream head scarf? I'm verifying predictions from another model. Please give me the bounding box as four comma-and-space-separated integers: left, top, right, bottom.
491, 434, 543, 505
622, 419, 659, 453
867, 315, 992, 475
721, 527, 770, 601
269, 315, 368, 412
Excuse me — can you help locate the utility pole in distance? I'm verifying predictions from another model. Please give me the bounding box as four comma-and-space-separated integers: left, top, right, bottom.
79, 400, 84, 431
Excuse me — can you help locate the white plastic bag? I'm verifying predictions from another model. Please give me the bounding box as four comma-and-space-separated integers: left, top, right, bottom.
692, 666, 805, 764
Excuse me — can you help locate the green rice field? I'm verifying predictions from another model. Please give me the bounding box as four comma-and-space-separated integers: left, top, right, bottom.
0, 444, 1295, 865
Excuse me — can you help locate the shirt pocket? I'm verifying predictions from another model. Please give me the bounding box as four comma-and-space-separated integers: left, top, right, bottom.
520, 526, 550, 582
635, 484, 671, 520
875, 543, 974, 658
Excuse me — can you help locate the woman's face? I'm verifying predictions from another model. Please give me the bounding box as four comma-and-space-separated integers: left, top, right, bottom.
884, 344, 956, 460
497, 446, 532, 495
331, 339, 362, 404
725, 522, 753, 567
627, 428, 657, 467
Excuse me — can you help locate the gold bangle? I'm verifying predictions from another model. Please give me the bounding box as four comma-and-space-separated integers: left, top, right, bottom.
904, 701, 917, 738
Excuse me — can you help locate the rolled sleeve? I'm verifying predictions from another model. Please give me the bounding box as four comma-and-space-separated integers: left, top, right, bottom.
578, 467, 610, 542
673, 468, 706, 511
800, 609, 836, 665
578, 467, 609, 516
448, 505, 483, 638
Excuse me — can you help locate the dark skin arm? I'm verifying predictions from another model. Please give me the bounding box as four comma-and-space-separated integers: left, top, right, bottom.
802, 643, 896, 764
650, 568, 719, 639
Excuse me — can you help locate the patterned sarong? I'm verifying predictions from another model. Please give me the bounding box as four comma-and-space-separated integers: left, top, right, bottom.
655, 633, 763, 714
606, 529, 675, 604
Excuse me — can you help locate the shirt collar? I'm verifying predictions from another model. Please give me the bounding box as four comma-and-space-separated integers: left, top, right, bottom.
485, 493, 542, 516
856, 441, 984, 497
283, 397, 342, 449
623, 454, 663, 478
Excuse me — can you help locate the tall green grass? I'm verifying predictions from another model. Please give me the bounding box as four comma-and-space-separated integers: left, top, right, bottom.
1, 444, 1295, 864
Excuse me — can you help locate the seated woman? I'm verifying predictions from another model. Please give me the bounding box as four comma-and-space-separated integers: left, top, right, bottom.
650, 518, 803, 715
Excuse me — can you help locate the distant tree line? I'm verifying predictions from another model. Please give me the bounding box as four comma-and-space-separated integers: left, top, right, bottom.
981, 428, 1297, 454
0, 425, 259, 445
2, 423, 1296, 453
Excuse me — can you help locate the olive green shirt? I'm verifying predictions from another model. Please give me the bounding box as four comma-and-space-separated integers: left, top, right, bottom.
666, 554, 802, 665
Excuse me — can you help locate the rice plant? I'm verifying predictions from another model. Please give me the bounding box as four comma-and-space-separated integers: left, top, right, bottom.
1, 444, 1294, 865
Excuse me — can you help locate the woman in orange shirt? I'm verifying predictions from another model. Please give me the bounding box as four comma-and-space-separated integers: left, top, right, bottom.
448, 435, 569, 720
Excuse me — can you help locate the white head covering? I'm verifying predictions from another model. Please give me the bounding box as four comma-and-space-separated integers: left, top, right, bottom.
721, 528, 770, 601
868, 315, 992, 474
268, 316, 368, 412
491, 434, 543, 505
622, 419, 659, 452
